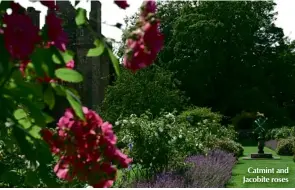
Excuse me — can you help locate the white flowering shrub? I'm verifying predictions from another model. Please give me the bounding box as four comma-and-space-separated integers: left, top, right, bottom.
114, 111, 204, 173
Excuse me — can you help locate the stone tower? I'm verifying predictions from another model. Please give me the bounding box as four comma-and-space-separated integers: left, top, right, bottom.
57, 0, 111, 109
27, 7, 40, 27
28, 1, 111, 110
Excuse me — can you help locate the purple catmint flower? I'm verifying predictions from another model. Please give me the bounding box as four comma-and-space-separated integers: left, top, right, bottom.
132, 149, 236, 188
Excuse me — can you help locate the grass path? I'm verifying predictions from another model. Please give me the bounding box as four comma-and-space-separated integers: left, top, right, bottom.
227, 146, 295, 188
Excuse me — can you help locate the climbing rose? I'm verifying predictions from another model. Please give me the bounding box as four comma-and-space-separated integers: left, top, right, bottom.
45, 13, 68, 51
2, 13, 41, 60
140, 0, 157, 17
123, 0, 163, 72
123, 38, 157, 72
66, 59, 75, 69
114, 0, 129, 9
41, 107, 132, 187
142, 21, 164, 53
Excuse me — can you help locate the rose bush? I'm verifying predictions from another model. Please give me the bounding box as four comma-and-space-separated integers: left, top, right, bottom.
0, 0, 163, 187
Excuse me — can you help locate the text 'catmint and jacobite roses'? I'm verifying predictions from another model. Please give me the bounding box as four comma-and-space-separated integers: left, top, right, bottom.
41, 107, 132, 188
123, 0, 164, 72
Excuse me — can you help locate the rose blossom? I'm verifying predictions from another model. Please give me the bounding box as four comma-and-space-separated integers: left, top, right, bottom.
41, 107, 132, 187
114, 0, 129, 9
45, 13, 68, 51
123, 0, 163, 72
2, 13, 41, 60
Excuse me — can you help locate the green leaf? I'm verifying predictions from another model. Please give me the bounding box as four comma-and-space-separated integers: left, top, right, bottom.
87, 39, 105, 57
19, 99, 46, 127
107, 48, 120, 76
31, 48, 54, 77
17, 81, 43, 98
44, 86, 55, 109
66, 90, 85, 121
44, 113, 55, 124
55, 68, 83, 83
75, 8, 87, 26
13, 109, 27, 120
25, 171, 40, 187
52, 50, 74, 65
18, 118, 32, 129
28, 125, 42, 139
66, 87, 80, 99
51, 83, 66, 96
0, 170, 21, 185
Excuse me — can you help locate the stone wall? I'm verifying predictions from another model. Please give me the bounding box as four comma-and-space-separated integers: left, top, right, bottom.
27, 1, 111, 110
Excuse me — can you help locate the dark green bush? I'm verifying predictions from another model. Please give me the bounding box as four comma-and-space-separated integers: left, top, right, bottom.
101, 66, 188, 122
232, 111, 256, 130
0, 131, 86, 188
178, 106, 223, 125
208, 138, 244, 158
276, 138, 295, 156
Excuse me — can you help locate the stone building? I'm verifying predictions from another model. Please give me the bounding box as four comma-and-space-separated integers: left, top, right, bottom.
27, 1, 113, 110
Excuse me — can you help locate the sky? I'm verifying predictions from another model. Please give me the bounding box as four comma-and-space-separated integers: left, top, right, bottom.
10, 0, 295, 42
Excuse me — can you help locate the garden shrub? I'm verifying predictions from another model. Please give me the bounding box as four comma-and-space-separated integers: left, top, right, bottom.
177, 107, 238, 142
114, 109, 238, 176
266, 126, 295, 140
276, 138, 295, 156
178, 106, 223, 125
132, 149, 236, 188
133, 171, 185, 188
184, 149, 236, 187
101, 66, 188, 122
232, 111, 256, 130
115, 111, 202, 173
208, 138, 244, 158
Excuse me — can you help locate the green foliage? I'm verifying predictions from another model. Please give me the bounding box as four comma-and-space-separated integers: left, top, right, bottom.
115, 111, 195, 173
75, 8, 87, 26
55, 68, 83, 83
0, 4, 125, 187
276, 138, 295, 156
120, 1, 295, 124
101, 66, 187, 122
266, 126, 295, 140
232, 111, 257, 130
177, 107, 238, 142
178, 106, 223, 124
107, 48, 120, 76
208, 139, 244, 158
115, 107, 238, 173
87, 39, 105, 57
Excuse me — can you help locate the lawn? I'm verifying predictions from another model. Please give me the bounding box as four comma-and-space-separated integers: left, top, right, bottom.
227, 146, 295, 188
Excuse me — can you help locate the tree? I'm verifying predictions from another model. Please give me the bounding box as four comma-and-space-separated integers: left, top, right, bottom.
101, 65, 188, 122
121, 1, 295, 124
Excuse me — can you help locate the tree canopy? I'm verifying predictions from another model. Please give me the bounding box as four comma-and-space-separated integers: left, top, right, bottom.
119, 0, 295, 125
